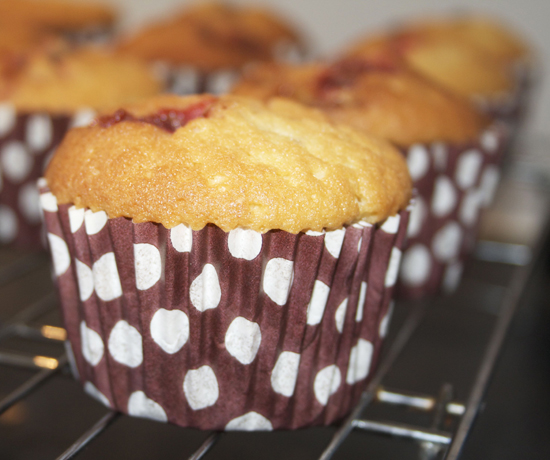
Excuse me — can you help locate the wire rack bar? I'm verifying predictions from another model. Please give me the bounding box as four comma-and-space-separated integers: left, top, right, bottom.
318, 298, 430, 460
444, 215, 550, 460
188, 432, 222, 460
352, 419, 453, 445
376, 387, 465, 415
0, 354, 67, 415
55, 411, 119, 460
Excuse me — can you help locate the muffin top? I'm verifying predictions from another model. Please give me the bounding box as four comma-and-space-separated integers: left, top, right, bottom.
45, 94, 412, 233
0, 0, 115, 33
1, 45, 162, 114
117, 2, 302, 72
343, 16, 529, 100
232, 59, 489, 147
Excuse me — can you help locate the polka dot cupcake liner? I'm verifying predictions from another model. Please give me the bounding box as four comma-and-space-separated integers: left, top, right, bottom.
40, 183, 409, 430
397, 121, 510, 299
155, 42, 305, 96
0, 103, 96, 248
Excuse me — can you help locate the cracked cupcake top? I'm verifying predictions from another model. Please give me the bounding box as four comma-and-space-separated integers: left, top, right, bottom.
117, 2, 303, 71
45, 94, 412, 233
232, 59, 489, 147
1, 45, 162, 114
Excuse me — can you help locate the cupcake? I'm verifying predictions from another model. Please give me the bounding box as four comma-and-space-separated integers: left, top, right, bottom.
343, 15, 533, 133
41, 94, 411, 430
117, 2, 305, 95
0, 43, 162, 248
232, 58, 507, 297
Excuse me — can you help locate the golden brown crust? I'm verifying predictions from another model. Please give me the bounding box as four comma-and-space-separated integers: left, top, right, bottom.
232, 60, 489, 147
2, 46, 162, 114
0, 0, 115, 32
117, 2, 302, 71
343, 16, 531, 100
45, 94, 412, 233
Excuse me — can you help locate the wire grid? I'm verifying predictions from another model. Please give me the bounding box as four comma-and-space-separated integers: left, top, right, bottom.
0, 230, 543, 460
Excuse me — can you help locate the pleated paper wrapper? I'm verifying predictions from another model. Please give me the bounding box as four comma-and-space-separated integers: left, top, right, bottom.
40, 183, 409, 430
0, 104, 95, 249
397, 121, 509, 299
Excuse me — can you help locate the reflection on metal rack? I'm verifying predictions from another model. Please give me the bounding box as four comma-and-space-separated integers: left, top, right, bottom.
0, 223, 545, 459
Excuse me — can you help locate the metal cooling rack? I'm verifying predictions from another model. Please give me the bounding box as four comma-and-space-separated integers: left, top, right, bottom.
0, 169, 548, 460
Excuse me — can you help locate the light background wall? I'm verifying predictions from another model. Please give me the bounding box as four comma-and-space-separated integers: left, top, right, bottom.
110, 0, 549, 136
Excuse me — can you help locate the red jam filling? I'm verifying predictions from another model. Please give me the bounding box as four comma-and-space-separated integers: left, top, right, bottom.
96, 98, 217, 133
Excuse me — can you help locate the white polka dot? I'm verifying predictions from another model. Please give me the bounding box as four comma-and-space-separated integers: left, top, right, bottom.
1, 141, 32, 183
306, 230, 324, 236
0, 205, 17, 243
170, 224, 192, 252
400, 244, 432, 287
324, 228, 346, 258
407, 197, 426, 238
407, 144, 430, 180
455, 149, 483, 190
443, 261, 464, 293
225, 317, 261, 365
271, 351, 301, 397
227, 228, 263, 260
26, 114, 52, 151
40, 191, 58, 212
352, 221, 372, 228
346, 339, 374, 384
335, 298, 348, 333
134, 243, 162, 291
84, 381, 110, 407
92, 252, 122, 301
150, 309, 189, 354
379, 302, 394, 338
0, 167, 2, 192
380, 214, 401, 234
190, 264, 221, 311
480, 130, 499, 153
306, 280, 330, 325
48, 233, 71, 276
432, 222, 463, 262
385, 247, 402, 287
206, 69, 238, 94
355, 281, 368, 322
108, 320, 143, 368
431, 143, 448, 172
432, 176, 457, 217
183, 365, 219, 410
84, 209, 108, 235
314, 365, 341, 406
80, 321, 104, 366
171, 65, 199, 95
36, 177, 47, 189
479, 166, 500, 207
68, 206, 85, 232
127, 391, 167, 422
263, 258, 294, 306
19, 183, 41, 223
0, 102, 15, 136
70, 108, 96, 128
75, 259, 94, 301
459, 190, 483, 227
225, 412, 273, 431
357, 237, 362, 252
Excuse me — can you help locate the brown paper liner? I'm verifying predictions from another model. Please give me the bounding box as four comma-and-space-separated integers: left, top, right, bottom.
397, 121, 509, 299
41, 184, 409, 430
0, 104, 95, 249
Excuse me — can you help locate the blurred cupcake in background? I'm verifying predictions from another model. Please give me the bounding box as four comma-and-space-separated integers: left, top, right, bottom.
232, 56, 507, 298
117, 2, 306, 95
0, 41, 162, 249
342, 15, 534, 139
0, 0, 117, 44
41, 94, 411, 429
